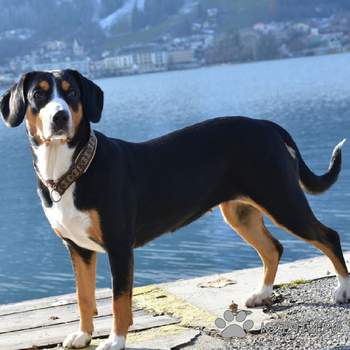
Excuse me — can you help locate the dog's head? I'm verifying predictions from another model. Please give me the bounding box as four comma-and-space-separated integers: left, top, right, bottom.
0, 70, 103, 144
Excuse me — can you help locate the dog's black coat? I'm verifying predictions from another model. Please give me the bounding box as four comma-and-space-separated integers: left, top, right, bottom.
77, 116, 339, 242
77, 117, 288, 247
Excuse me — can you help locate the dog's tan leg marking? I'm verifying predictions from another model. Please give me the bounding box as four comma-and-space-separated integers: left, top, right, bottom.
312, 240, 348, 277
296, 220, 348, 279
113, 291, 133, 337
96, 265, 133, 350
113, 262, 133, 338
95, 294, 132, 350
63, 249, 97, 349
238, 197, 349, 303
283, 223, 349, 303
220, 200, 283, 307
71, 249, 97, 333
303, 222, 349, 303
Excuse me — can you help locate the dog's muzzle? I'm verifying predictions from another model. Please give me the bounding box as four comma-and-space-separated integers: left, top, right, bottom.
52, 110, 69, 134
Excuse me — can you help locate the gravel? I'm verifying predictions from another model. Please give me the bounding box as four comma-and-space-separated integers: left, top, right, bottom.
223, 277, 350, 350
185, 276, 350, 350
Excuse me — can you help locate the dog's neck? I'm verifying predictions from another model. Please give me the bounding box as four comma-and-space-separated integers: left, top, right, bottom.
31, 121, 91, 182
34, 141, 75, 181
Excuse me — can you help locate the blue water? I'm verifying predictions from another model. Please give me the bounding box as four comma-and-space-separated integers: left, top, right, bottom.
0, 53, 349, 304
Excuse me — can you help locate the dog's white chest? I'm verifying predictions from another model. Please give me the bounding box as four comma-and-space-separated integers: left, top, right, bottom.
35, 141, 104, 252
43, 185, 104, 253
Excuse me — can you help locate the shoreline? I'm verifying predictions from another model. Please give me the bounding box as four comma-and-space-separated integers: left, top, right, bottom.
1, 50, 349, 90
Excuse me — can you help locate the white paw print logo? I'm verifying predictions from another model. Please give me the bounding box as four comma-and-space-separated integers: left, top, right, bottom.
215, 310, 254, 338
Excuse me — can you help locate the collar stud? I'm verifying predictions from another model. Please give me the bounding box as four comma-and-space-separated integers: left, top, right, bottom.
50, 189, 62, 203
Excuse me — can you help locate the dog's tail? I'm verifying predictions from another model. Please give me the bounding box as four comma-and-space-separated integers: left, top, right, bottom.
269, 121, 346, 195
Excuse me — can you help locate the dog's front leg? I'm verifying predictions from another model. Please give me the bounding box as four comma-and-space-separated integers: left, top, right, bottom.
63, 245, 97, 349
96, 242, 134, 350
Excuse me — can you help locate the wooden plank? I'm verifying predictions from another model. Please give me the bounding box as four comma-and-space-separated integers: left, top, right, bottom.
0, 289, 112, 316
130, 329, 200, 350
0, 299, 144, 334
0, 314, 179, 350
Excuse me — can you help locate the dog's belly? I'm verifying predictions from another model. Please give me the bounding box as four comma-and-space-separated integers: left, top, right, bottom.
43, 185, 105, 253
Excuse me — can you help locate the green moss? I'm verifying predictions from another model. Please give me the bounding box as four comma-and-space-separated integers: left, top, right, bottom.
276, 279, 311, 289
133, 285, 216, 329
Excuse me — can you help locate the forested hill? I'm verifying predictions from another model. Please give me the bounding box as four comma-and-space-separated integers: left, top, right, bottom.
0, 0, 349, 61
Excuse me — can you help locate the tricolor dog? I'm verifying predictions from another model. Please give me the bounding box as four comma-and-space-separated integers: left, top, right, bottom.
1, 70, 349, 350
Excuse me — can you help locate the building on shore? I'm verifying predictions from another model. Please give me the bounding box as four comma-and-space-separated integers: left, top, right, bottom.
90, 45, 198, 78
168, 49, 197, 69
118, 44, 169, 74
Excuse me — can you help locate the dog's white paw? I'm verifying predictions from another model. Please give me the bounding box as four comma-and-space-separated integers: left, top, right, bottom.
96, 334, 125, 350
334, 276, 350, 303
63, 331, 91, 349
245, 284, 273, 308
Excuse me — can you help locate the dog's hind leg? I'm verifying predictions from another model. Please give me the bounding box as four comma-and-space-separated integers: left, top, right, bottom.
307, 221, 350, 303
220, 201, 283, 307
245, 182, 350, 304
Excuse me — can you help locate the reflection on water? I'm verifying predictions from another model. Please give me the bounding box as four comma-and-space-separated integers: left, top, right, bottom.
0, 53, 349, 304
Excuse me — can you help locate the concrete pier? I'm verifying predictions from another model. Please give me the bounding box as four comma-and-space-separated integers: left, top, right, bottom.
1, 251, 349, 350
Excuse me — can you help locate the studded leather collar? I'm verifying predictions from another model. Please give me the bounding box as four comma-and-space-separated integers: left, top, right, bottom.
34, 130, 98, 203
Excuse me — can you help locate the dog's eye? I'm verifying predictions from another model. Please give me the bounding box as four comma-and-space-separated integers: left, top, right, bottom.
67, 89, 77, 98
33, 90, 46, 100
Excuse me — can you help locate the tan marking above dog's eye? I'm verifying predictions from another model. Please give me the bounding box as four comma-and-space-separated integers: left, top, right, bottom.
38, 80, 50, 91
62, 80, 71, 91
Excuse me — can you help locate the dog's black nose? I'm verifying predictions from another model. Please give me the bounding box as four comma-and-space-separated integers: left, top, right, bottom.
52, 110, 69, 129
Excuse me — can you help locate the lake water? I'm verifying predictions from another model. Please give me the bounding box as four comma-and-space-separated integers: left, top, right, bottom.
0, 53, 350, 304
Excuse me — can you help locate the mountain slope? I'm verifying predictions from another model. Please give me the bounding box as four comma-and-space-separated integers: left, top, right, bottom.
99, 0, 145, 30
0, 0, 349, 64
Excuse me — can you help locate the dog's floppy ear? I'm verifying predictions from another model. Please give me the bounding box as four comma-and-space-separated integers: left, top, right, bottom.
67, 69, 104, 123
0, 73, 32, 127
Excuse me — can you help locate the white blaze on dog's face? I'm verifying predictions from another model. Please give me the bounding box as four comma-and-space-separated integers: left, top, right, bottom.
38, 83, 71, 141
24, 71, 83, 145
